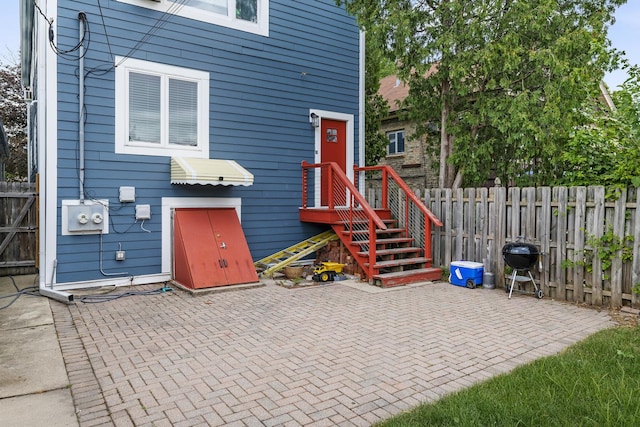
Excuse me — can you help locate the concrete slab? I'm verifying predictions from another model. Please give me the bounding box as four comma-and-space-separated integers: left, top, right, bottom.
0, 322, 70, 398
0, 274, 78, 426
0, 388, 78, 427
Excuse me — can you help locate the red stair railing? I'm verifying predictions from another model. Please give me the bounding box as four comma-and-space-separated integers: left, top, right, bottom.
355, 165, 443, 265
301, 161, 387, 278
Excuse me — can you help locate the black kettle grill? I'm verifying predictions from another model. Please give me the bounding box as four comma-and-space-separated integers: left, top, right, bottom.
502, 241, 543, 299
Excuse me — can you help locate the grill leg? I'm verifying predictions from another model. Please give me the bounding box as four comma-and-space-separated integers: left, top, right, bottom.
508, 270, 518, 299
528, 270, 538, 292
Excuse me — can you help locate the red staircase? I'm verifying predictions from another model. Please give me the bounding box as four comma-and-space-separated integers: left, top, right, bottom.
300, 161, 443, 287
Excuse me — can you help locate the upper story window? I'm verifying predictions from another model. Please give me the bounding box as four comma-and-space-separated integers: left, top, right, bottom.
117, 0, 269, 36
387, 130, 405, 155
115, 57, 210, 158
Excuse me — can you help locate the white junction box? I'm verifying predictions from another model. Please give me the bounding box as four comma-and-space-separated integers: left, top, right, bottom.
119, 186, 136, 203
62, 200, 109, 235
135, 204, 151, 220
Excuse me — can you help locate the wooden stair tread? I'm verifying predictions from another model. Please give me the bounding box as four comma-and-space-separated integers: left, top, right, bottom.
341, 228, 405, 236
368, 257, 428, 268
373, 267, 443, 288
336, 218, 396, 225
350, 237, 414, 246
357, 247, 421, 257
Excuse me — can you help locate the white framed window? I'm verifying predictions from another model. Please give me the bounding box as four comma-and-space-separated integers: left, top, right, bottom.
116, 0, 269, 36
387, 130, 405, 155
115, 57, 210, 158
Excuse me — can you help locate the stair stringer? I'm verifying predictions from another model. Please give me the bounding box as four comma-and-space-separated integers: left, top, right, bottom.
329, 223, 380, 281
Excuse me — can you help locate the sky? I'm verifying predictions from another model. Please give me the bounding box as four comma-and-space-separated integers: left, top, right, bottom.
0, 1, 638, 90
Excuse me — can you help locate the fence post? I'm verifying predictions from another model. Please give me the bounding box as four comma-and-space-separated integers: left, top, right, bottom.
495, 186, 506, 287
591, 186, 605, 306
539, 187, 552, 293
573, 187, 587, 304
466, 188, 476, 261
610, 188, 627, 307
633, 187, 640, 307
432, 189, 442, 267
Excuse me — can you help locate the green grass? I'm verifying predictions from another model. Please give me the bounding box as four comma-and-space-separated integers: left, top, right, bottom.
377, 326, 640, 427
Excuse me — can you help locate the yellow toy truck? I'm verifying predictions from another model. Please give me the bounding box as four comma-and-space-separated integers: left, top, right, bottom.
312, 262, 346, 282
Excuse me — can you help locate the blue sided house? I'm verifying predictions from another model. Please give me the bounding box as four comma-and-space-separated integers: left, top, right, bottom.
21, 0, 442, 299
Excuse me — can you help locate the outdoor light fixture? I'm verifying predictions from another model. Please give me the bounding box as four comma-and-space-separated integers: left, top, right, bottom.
310, 112, 320, 128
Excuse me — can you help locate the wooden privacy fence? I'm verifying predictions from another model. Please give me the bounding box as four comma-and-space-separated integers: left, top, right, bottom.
0, 181, 37, 276
366, 184, 640, 309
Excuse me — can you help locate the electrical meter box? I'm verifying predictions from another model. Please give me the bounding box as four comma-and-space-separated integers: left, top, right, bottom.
62, 200, 109, 235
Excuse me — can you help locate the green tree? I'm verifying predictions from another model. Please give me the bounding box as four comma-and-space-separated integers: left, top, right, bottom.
559, 64, 640, 187
338, 0, 626, 187
0, 59, 27, 181
363, 21, 392, 166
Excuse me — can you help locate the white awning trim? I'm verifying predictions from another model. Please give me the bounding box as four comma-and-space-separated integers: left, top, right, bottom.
171, 157, 254, 186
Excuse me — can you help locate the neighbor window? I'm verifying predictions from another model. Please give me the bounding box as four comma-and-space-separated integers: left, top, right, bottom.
115, 57, 209, 158
116, 0, 269, 36
387, 130, 405, 155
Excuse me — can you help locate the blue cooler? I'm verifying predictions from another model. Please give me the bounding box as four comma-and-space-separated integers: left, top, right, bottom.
450, 261, 484, 288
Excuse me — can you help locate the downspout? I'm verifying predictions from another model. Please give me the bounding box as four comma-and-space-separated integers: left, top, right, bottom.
358, 30, 366, 194
78, 12, 86, 203
40, 11, 87, 304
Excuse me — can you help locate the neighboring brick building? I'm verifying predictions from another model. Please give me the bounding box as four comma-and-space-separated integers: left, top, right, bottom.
375, 75, 438, 191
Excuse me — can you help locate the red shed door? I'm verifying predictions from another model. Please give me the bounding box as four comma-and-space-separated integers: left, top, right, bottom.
320, 118, 347, 206
173, 208, 258, 289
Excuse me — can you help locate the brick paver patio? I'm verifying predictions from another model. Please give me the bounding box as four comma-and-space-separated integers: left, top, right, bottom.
51, 280, 614, 426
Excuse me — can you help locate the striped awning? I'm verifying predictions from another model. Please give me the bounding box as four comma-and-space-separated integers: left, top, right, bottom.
171, 157, 254, 186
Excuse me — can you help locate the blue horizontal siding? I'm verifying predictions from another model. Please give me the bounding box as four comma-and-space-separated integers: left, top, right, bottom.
51, 0, 360, 283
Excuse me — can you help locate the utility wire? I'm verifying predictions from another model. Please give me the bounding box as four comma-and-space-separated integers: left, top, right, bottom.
0, 276, 42, 310
96, 0, 115, 64
115, 0, 189, 67
79, 284, 173, 303
35, 2, 90, 60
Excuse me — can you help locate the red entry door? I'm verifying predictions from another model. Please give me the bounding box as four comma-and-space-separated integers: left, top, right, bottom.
320, 118, 347, 206
173, 208, 258, 289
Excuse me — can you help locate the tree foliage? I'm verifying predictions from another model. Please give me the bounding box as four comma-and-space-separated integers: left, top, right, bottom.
0, 59, 27, 181
338, 0, 626, 187
362, 19, 391, 166
558, 64, 640, 188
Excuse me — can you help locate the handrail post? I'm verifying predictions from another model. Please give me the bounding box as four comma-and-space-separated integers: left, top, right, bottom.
381, 167, 388, 210
327, 165, 334, 209
301, 161, 308, 208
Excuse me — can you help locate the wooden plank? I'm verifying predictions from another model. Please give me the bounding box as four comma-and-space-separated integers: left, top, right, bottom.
0, 227, 35, 232
510, 187, 521, 241
495, 186, 507, 286
479, 187, 489, 268
610, 188, 627, 307
454, 188, 464, 260
0, 261, 36, 267
554, 186, 567, 301
566, 187, 577, 300
444, 188, 453, 266
573, 187, 586, 304
432, 189, 442, 267
466, 187, 476, 261
633, 187, 640, 307
539, 187, 551, 292
0, 192, 37, 198
591, 186, 605, 306
525, 187, 536, 241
